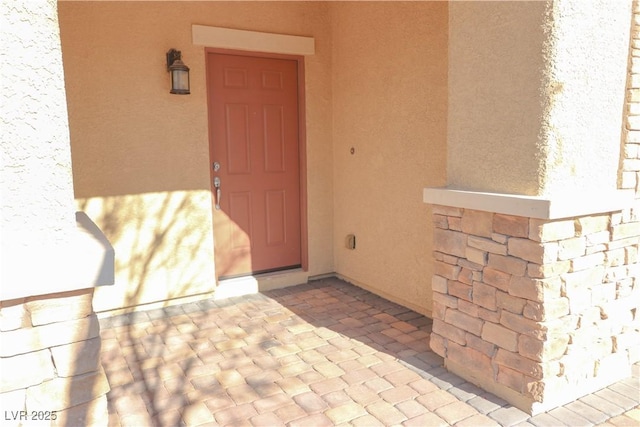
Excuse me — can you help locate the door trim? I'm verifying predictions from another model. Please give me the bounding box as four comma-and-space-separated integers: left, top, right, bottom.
205, 47, 309, 273
193, 25, 315, 56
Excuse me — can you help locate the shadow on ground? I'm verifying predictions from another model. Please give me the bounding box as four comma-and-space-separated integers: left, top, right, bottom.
99, 277, 640, 426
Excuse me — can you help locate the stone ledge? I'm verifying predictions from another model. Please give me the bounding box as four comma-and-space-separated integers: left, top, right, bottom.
0, 212, 114, 302
423, 187, 636, 220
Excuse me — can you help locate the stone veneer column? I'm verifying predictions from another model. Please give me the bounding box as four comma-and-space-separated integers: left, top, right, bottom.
425, 0, 638, 415
0, 1, 113, 425
622, 2, 640, 195
428, 205, 639, 414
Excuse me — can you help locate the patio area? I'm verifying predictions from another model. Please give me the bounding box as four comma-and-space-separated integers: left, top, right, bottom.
100, 278, 639, 426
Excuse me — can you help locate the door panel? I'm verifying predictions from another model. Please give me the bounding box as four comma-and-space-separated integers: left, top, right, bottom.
263, 105, 286, 172
266, 190, 286, 246
229, 192, 253, 250
207, 52, 301, 279
225, 104, 251, 174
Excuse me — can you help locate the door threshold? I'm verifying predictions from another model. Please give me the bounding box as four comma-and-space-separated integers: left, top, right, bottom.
214, 268, 309, 300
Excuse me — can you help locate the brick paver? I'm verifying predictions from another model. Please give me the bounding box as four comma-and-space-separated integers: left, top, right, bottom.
546, 406, 592, 426
100, 278, 640, 426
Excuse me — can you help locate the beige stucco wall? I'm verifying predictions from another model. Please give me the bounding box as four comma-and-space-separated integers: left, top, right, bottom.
2, 0, 75, 239
331, 2, 448, 315
0, 0, 84, 299
538, 0, 631, 197
58, 1, 334, 312
447, 1, 547, 196
448, 0, 630, 197
2, 0, 75, 246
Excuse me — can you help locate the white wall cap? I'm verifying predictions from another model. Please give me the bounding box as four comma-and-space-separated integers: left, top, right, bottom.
0, 212, 114, 302
423, 187, 636, 219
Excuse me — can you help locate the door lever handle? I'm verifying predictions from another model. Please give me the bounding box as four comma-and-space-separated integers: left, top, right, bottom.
213, 176, 221, 210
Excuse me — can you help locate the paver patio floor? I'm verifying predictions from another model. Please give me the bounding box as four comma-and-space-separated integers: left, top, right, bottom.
100, 277, 640, 426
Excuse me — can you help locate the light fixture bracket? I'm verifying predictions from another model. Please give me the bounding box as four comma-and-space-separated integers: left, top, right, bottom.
166, 48, 182, 70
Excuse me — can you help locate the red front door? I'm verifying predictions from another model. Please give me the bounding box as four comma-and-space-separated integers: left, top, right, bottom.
207, 52, 301, 279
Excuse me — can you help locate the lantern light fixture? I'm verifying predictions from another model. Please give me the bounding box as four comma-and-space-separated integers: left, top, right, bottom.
166, 48, 190, 95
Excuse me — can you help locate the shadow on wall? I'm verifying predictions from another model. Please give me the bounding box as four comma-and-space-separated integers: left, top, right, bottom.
78, 190, 216, 313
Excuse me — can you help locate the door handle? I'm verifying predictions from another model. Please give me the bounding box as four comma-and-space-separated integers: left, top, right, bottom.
213, 176, 221, 210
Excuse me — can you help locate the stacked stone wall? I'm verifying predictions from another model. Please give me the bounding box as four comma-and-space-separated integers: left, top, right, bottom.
430, 205, 640, 412
622, 1, 640, 195
0, 288, 109, 426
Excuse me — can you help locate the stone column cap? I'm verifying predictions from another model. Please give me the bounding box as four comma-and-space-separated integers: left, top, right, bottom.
423, 187, 636, 220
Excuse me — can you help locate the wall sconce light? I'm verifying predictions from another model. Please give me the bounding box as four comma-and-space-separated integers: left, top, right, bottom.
166, 48, 190, 95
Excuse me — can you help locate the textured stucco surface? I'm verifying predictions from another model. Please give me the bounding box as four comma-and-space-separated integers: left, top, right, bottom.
331, 2, 448, 315
0, 0, 82, 299
447, 1, 547, 196
1, 0, 75, 244
58, 1, 334, 311
448, 0, 631, 197
60, 1, 447, 315
538, 0, 631, 196
78, 191, 214, 312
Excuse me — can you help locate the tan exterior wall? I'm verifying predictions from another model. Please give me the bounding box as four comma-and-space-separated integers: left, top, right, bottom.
447, 1, 547, 196
58, 1, 334, 312
1, 0, 78, 294
60, 1, 447, 316
331, 2, 448, 315
538, 0, 631, 197
2, 0, 76, 239
448, 1, 630, 197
